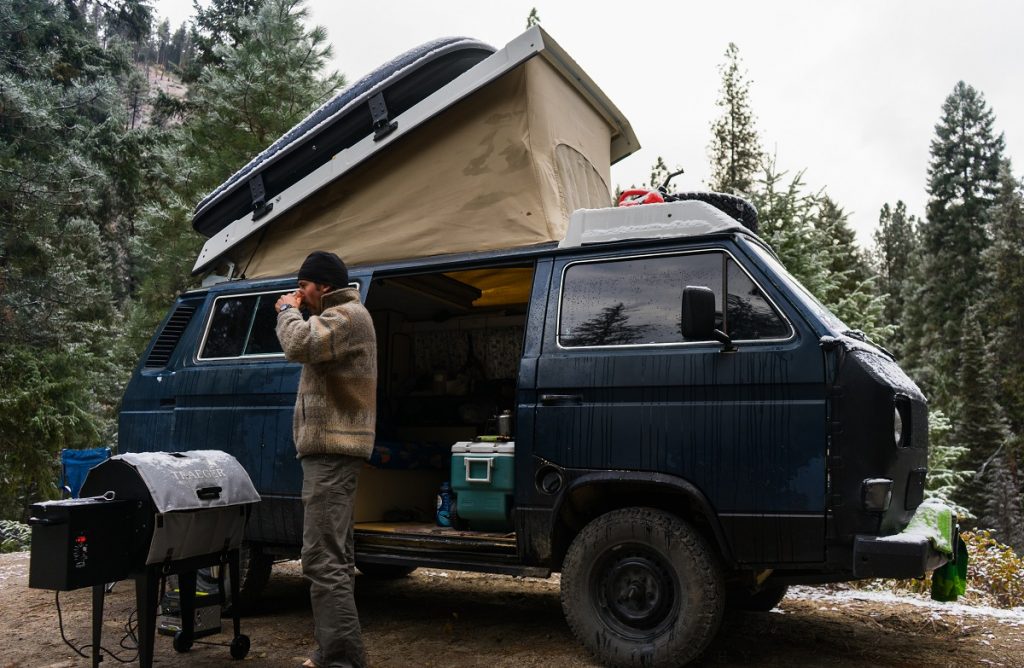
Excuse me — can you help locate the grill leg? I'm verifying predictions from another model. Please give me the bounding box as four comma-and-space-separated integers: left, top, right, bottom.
228, 549, 241, 639
176, 570, 197, 651
91, 584, 104, 668
135, 569, 159, 668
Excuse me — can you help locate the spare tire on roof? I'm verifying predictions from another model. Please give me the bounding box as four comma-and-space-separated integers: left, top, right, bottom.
664, 191, 759, 233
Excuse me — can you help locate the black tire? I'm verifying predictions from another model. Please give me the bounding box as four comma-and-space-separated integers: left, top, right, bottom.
355, 560, 417, 579
560, 508, 725, 668
726, 583, 788, 612
197, 544, 274, 615
662, 191, 759, 232
172, 630, 193, 653
230, 634, 251, 660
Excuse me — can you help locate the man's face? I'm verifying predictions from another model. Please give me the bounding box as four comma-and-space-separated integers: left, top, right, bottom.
297, 280, 332, 314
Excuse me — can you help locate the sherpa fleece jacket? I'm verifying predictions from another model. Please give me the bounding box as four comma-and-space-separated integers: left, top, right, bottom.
275, 287, 377, 459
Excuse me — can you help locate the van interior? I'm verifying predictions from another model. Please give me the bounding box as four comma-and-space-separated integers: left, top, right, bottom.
354, 264, 534, 546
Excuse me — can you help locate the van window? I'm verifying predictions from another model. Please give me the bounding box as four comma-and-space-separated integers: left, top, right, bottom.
199, 290, 290, 360
726, 259, 791, 340
559, 251, 788, 347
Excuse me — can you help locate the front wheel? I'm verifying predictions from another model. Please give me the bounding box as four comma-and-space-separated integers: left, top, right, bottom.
560, 507, 724, 668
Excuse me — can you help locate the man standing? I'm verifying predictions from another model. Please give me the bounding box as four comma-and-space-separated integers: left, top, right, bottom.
275, 251, 376, 668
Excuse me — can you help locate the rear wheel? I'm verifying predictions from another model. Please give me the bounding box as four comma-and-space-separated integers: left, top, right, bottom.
560, 507, 724, 668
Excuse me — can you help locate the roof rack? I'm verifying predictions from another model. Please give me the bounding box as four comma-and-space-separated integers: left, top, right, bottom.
559, 201, 756, 248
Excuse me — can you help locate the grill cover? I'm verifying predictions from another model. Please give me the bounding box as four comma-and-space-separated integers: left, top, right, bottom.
80, 450, 260, 565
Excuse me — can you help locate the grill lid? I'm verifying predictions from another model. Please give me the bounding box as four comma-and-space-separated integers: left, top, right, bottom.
98, 450, 260, 513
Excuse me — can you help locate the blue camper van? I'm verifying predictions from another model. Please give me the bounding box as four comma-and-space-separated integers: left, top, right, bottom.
118, 27, 954, 668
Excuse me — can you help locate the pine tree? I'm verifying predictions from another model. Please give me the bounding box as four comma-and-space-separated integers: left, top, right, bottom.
563, 303, 649, 347
982, 450, 1024, 552
128, 0, 345, 351
186, 0, 263, 80
167, 22, 189, 68
526, 7, 540, 27
0, 0, 153, 518
155, 18, 170, 66
748, 161, 891, 343
811, 197, 893, 344
708, 43, 762, 195
102, 0, 154, 46
917, 81, 1005, 406
980, 163, 1024, 435
815, 196, 872, 294
872, 201, 919, 358
925, 409, 973, 518
184, 0, 343, 186
646, 156, 684, 190
952, 305, 1009, 518
749, 159, 824, 288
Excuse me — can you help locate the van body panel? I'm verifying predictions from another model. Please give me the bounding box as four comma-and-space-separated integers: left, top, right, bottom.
826, 345, 929, 551
121, 226, 935, 580
533, 240, 827, 563
513, 258, 551, 511
119, 293, 208, 455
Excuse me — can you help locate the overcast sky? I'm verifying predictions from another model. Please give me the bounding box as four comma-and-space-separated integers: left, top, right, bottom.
155, 0, 1024, 246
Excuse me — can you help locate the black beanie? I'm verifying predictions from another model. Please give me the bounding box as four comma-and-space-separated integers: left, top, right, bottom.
298, 251, 348, 288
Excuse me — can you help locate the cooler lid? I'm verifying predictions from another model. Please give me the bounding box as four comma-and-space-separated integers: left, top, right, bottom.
451, 441, 515, 454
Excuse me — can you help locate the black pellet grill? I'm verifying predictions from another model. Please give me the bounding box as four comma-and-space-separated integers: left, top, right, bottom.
28, 450, 260, 667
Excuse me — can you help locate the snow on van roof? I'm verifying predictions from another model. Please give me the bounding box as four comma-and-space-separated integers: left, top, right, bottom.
559, 200, 755, 248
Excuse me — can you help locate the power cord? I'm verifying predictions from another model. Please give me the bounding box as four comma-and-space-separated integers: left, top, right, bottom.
55, 588, 143, 664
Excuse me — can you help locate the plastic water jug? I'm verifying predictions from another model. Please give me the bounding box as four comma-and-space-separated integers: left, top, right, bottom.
436, 481, 453, 527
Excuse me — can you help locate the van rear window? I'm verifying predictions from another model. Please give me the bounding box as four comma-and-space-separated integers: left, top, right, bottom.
558, 251, 789, 347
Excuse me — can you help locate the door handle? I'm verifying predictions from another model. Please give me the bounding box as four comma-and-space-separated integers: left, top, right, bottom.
540, 394, 582, 406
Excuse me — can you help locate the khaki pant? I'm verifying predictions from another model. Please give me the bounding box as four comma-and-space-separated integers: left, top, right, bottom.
301, 454, 367, 668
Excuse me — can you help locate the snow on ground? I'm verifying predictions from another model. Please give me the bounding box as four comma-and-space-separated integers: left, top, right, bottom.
0, 551, 29, 584
788, 584, 1024, 627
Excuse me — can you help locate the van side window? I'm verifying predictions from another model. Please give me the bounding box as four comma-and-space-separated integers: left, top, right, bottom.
200, 291, 290, 360
202, 295, 258, 358
559, 252, 788, 347
726, 260, 790, 340
560, 253, 723, 347
245, 297, 286, 355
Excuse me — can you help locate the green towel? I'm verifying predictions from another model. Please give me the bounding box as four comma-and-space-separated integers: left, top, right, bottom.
901, 499, 955, 555
931, 533, 968, 602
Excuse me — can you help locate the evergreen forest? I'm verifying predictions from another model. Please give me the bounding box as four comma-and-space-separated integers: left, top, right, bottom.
1, 0, 1022, 562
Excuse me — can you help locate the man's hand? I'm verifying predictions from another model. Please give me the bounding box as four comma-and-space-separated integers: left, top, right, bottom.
275, 291, 302, 311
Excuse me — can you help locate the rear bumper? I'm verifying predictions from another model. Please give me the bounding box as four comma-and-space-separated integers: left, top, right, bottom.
852, 533, 952, 579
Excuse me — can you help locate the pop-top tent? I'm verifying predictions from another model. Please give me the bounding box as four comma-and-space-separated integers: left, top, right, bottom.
191, 26, 639, 279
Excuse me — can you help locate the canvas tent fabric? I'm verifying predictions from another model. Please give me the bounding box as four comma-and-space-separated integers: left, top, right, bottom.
231, 56, 616, 279
192, 37, 495, 238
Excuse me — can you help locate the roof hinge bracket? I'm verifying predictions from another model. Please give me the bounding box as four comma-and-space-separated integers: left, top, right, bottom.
369, 92, 398, 141
248, 174, 274, 221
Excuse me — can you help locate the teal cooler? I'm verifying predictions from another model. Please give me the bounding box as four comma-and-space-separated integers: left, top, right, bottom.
450, 442, 514, 530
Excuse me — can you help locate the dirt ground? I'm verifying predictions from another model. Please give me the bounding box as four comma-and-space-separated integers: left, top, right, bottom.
2, 551, 1022, 668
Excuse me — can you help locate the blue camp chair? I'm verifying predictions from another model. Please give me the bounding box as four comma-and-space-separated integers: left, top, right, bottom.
60, 447, 111, 498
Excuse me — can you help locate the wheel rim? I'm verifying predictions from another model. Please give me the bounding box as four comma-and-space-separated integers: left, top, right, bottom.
594, 545, 679, 637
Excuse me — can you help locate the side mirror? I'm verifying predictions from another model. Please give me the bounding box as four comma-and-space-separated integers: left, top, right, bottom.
681, 286, 735, 351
